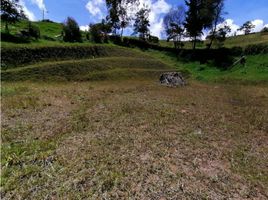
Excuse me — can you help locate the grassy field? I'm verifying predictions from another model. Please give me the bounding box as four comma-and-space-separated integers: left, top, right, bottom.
1, 20, 63, 38
160, 32, 268, 49
2, 20, 268, 49
145, 50, 268, 84
1, 79, 268, 199
0, 20, 91, 48
1, 21, 268, 198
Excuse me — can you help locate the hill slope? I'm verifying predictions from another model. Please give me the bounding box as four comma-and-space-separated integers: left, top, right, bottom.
1, 20, 63, 38
1, 46, 178, 82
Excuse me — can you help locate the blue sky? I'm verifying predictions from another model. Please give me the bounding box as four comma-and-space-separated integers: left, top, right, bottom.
20, 0, 268, 37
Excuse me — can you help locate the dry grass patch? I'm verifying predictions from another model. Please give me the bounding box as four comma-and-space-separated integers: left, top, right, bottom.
1, 80, 268, 199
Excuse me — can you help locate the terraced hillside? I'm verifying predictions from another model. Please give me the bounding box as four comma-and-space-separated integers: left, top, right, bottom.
1, 46, 175, 82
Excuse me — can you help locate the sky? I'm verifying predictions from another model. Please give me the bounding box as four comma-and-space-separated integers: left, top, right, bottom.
19, 0, 268, 38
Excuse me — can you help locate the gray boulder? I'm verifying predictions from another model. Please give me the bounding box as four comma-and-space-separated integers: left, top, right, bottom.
159, 72, 186, 87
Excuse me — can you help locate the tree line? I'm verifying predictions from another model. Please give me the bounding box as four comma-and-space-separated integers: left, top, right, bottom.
1, 0, 266, 49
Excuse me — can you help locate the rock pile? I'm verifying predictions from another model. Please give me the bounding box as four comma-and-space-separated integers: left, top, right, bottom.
159, 72, 186, 87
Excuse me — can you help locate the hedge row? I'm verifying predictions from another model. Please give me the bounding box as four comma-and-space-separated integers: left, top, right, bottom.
1, 45, 109, 68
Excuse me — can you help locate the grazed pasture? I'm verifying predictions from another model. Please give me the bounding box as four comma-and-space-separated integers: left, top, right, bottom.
1, 80, 267, 199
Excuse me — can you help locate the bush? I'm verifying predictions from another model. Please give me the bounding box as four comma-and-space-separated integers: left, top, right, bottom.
89, 22, 110, 43
109, 35, 122, 45
63, 17, 82, 42
89, 24, 104, 43
244, 44, 268, 55
230, 46, 243, 56
0, 32, 30, 43
148, 35, 159, 44
122, 37, 150, 49
28, 23, 40, 40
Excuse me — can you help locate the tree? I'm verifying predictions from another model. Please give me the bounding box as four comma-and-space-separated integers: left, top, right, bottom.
106, 0, 120, 35
63, 17, 82, 42
164, 5, 185, 49
205, 0, 226, 49
27, 22, 40, 40
207, 24, 230, 48
261, 27, 268, 33
111, 0, 138, 37
238, 21, 255, 35
0, 0, 26, 33
106, 0, 138, 35
89, 19, 111, 43
133, 7, 150, 40
118, 4, 129, 38
184, 0, 204, 49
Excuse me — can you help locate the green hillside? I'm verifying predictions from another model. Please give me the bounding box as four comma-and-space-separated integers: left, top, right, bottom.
1, 20, 63, 38
160, 32, 268, 49
2, 20, 268, 49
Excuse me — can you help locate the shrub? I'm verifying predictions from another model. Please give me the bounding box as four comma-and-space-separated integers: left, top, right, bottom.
244, 44, 268, 55
230, 46, 243, 56
63, 17, 82, 42
0, 32, 30, 43
109, 35, 122, 45
89, 24, 104, 43
148, 35, 159, 44
89, 22, 110, 43
28, 22, 40, 40
122, 37, 150, 49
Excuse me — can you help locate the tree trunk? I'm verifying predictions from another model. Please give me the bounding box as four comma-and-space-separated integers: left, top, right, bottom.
193, 36, 197, 50
207, 31, 215, 49
5, 21, 9, 33
121, 27, 124, 38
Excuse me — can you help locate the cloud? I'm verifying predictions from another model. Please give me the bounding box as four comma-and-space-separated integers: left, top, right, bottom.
19, 0, 36, 21
216, 19, 267, 36
129, 0, 171, 38
148, 0, 171, 37
31, 0, 46, 11
251, 19, 264, 32
86, 0, 107, 21
80, 25, 90, 31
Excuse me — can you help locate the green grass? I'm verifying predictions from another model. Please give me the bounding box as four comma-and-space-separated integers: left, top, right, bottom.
1, 20, 93, 48
1, 56, 174, 82
1, 20, 63, 38
160, 32, 268, 49
145, 49, 268, 84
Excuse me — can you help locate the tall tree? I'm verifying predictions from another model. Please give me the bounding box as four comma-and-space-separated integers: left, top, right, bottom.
89, 19, 112, 43
205, 0, 226, 49
106, 0, 120, 35
238, 21, 255, 35
63, 17, 82, 42
0, 0, 26, 33
184, 0, 204, 49
164, 5, 185, 49
133, 7, 150, 40
118, 4, 129, 38
207, 23, 230, 48
106, 0, 138, 35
